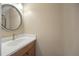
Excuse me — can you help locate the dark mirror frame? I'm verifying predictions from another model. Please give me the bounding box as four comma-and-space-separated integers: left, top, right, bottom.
1, 4, 22, 31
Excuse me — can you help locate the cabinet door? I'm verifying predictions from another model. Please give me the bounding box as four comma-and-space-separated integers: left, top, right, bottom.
27, 47, 35, 56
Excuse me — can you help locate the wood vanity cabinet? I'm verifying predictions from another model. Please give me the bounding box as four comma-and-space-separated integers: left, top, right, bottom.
11, 40, 36, 56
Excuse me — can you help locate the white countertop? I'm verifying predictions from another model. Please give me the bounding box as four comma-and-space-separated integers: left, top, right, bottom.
1, 34, 36, 56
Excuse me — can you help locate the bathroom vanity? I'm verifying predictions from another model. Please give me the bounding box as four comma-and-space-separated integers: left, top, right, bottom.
1, 34, 36, 56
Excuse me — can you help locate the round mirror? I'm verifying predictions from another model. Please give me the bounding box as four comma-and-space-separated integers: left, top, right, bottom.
1, 4, 22, 31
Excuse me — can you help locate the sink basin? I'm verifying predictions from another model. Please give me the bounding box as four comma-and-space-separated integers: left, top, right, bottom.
6, 36, 35, 46
6, 37, 26, 46
1, 34, 36, 56
7, 40, 23, 46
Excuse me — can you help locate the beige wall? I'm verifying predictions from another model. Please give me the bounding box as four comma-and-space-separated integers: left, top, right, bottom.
23, 4, 64, 56
23, 3, 79, 56
63, 4, 79, 56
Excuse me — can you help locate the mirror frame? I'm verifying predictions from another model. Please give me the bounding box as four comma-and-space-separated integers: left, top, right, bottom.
1, 4, 22, 31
